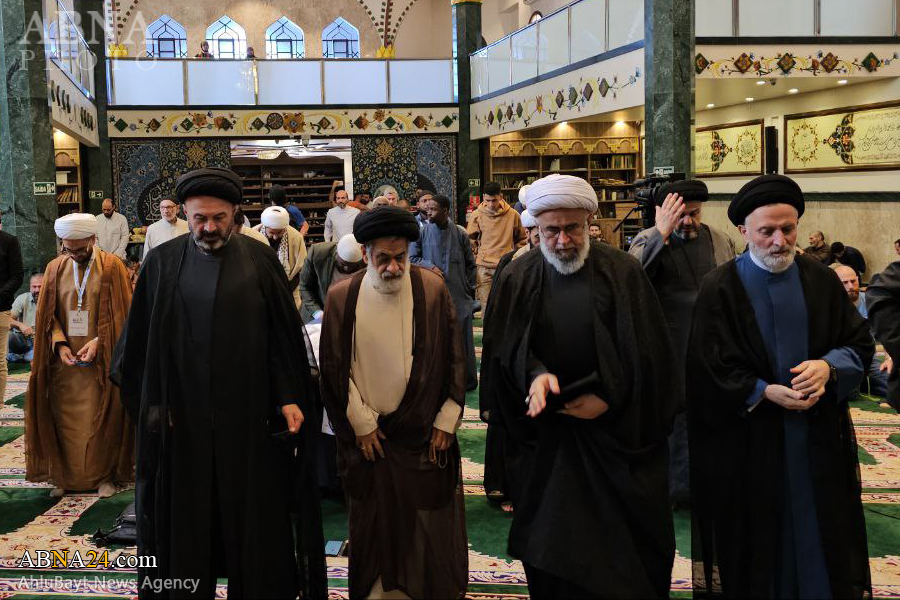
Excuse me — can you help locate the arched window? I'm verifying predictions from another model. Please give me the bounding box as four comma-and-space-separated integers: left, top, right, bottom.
266, 17, 304, 59
146, 15, 187, 58
322, 17, 360, 58
205, 16, 247, 59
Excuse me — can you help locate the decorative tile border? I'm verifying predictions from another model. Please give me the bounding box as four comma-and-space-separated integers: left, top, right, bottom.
107, 107, 459, 138
694, 44, 900, 78
469, 49, 644, 139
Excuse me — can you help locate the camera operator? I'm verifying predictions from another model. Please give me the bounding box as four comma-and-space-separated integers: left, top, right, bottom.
628, 179, 736, 506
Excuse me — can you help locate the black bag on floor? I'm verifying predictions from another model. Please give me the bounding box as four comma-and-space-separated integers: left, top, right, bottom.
91, 501, 137, 546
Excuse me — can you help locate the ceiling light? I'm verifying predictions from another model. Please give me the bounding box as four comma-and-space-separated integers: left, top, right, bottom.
614, 120, 625, 126
706, 103, 715, 108
756, 80, 766, 85
837, 79, 848, 85
789, 88, 799, 94
745, 97, 754, 102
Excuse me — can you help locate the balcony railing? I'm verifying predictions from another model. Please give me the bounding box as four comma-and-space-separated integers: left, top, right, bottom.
469, 0, 643, 99
696, 0, 899, 37
45, 0, 96, 98
107, 58, 455, 106
471, 0, 899, 99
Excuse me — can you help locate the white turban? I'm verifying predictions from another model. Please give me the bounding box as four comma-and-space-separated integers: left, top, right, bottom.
526, 174, 598, 216
55, 213, 97, 240
261, 206, 290, 230
337, 233, 363, 263
518, 184, 532, 206
520, 209, 537, 229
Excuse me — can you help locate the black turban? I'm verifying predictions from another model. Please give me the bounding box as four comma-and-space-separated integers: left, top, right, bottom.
175, 167, 243, 205
728, 174, 804, 225
654, 179, 708, 205
353, 206, 420, 243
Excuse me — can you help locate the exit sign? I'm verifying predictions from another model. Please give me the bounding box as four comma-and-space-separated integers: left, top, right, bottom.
89, 190, 104, 200
33, 182, 56, 195
468, 178, 480, 188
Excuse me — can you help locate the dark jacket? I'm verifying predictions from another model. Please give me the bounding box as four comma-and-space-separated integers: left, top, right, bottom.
298, 241, 337, 323
867, 260, 900, 409
0, 231, 24, 311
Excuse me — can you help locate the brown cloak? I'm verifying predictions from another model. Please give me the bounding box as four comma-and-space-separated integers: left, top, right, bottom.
319, 266, 468, 599
26, 249, 134, 486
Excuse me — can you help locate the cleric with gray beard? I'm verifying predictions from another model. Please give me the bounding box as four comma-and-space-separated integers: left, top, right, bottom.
686, 173, 873, 599
480, 174, 680, 598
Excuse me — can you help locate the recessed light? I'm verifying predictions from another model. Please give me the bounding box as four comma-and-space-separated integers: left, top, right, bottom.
745, 97, 754, 102
756, 80, 767, 85
837, 79, 848, 85
706, 103, 715, 108
614, 120, 625, 126
789, 88, 799, 94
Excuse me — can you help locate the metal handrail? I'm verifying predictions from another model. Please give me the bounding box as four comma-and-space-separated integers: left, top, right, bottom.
45, 0, 97, 98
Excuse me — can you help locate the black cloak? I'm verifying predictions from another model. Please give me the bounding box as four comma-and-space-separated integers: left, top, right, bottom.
480, 242, 681, 598
110, 234, 327, 599
687, 255, 873, 599
866, 260, 900, 410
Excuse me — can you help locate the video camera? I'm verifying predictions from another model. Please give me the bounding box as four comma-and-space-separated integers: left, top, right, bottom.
628, 172, 686, 230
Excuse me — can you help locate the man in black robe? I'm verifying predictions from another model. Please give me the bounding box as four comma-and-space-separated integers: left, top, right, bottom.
867, 260, 900, 409
111, 167, 326, 599
688, 174, 873, 599
628, 180, 735, 504
481, 174, 680, 598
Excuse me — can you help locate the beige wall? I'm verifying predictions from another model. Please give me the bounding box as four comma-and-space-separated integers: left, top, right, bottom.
696, 77, 900, 279
480, 0, 571, 43
393, 0, 452, 58
116, 0, 451, 58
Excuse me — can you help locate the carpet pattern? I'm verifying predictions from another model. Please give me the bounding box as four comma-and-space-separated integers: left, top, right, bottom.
0, 326, 899, 598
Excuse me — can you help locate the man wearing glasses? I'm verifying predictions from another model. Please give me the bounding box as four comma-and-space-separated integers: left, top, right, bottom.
25, 213, 134, 499
480, 174, 679, 598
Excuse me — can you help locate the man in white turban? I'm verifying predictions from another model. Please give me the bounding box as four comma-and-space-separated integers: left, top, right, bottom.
253, 206, 307, 309
298, 233, 366, 323
480, 174, 680, 597
26, 214, 134, 499
513, 184, 531, 214
512, 209, 539, 260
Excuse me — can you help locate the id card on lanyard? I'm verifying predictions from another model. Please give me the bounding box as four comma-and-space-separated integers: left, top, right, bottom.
68, 255, 93, 338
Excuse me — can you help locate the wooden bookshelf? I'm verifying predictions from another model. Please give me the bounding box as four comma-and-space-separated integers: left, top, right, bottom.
54, 147, 82, 217
487, 121, 643, 249
232, 152, 345, 246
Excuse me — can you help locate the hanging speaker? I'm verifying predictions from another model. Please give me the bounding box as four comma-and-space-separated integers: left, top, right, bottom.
764, 126, 778, 173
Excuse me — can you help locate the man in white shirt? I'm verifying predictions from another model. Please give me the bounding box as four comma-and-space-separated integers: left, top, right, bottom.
142, 198, 188, 258
323, 188, 360, 242
95, 198, 130, 260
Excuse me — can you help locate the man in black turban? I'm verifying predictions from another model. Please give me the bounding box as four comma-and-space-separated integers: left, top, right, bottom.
318, 205, 469, 598
687, 173, 873, 598
112, 167, 327, 599
628, 179, 736, 505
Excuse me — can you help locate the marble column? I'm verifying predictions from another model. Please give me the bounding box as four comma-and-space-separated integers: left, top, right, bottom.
0, 0, 60, 276
74, 0, 111, 215
644, 0, 694, 176
452, 0, 482, 223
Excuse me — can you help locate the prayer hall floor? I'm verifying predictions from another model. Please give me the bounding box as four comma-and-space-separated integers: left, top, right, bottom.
0, 332, 899, 598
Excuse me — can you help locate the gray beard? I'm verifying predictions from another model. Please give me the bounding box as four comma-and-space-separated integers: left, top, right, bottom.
192, 228, 234, 254
540, 240, 591, 276
367, 260, 408, 295
749, 241, 796, 273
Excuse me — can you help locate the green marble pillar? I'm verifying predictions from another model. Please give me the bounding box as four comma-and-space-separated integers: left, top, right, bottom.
0, 0, 61, 275
644, 0, 694, 176
74, 0, 111, 215
452, 0, 482, 223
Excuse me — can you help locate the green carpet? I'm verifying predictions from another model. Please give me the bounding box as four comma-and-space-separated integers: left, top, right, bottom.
6, 391, 24, 409
0, 426, 23, 447
0, 489, 59, 535
69, 491, 135, 537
